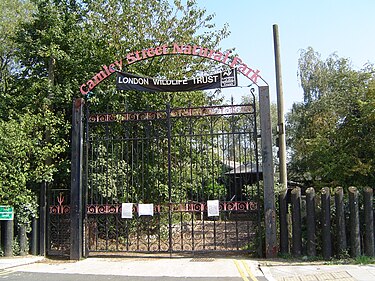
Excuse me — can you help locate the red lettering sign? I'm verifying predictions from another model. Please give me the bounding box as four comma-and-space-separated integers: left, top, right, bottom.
79, 43, 260, 95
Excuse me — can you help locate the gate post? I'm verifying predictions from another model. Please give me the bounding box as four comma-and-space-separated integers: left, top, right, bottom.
39, 182, 47, 256
259, 86, 277, 258
70, 98, 84, 260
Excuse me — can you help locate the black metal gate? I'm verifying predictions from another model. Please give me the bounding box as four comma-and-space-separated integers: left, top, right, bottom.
47, 188, 71, 256
84, 100, 261, 254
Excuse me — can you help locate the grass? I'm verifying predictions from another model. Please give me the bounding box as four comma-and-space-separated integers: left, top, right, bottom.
275, 253, 375, 265
353, 255, 375, 265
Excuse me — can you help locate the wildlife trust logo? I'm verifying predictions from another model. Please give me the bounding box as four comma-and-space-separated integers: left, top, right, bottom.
220, 68, 237, 88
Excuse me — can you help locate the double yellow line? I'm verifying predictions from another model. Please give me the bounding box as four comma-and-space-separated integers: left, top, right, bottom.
234, 259, 259, 281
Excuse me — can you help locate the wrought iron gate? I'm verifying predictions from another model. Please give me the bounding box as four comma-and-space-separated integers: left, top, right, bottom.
84, 101, 261, 254
47, 188, 71, 256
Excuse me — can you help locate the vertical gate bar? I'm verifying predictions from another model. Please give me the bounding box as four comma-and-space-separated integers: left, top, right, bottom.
237, 123, 243, 202
191, 210, 195, 251
83, 101, 90, 257
131, 124, 136, 202
166, 104, 173, 255
126, 220, 129, 251
178, 128, 183, 251
115, 215, 118, 251
230, 101, 237, 202
105, 123, 109, 206
105, 216, 109, 251
124, 122, 130, 252
209, 116, 216, 250
156, 129, 162, 252
199, 124, 206, 250
189, 117, 195, 251
141, 127, 145, 201
124, 123, 129, 203
224, 216, 228, 249
147, 218, 150, 252
202, 210, 205, 250
213, 219, 217, 250
70, 98, 84, 260
180, 211, 183, 251
145, 124, 149, 201
136, 217, 140, 251
243, 126, 248, 200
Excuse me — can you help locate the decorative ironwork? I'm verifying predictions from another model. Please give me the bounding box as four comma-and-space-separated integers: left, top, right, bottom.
88, 104, 255, 123
86, 201, 257, 215
49, 193, 70, 214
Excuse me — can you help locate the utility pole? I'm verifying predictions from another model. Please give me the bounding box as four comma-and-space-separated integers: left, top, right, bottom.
273, 24, 289, 255
273, 24, 287, 187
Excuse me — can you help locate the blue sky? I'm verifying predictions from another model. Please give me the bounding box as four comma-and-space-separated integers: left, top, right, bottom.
197, 0, 375, 111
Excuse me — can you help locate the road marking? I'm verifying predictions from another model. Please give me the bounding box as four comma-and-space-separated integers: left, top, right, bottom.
241, 260, 259, 281
234, 260, 259, 281
0, 269, 14, 277
234, 260, 250, 281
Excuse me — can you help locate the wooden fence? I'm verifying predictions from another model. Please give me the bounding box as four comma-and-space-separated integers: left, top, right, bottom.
278, 186, 374, 259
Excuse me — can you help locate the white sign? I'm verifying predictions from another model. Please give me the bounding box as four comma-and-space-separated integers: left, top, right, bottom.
121, 203, 133, 219
138, 203, 154, 216
207, 200, 220, 217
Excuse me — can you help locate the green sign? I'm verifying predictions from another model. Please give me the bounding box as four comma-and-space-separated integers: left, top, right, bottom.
0, 206, 14, 220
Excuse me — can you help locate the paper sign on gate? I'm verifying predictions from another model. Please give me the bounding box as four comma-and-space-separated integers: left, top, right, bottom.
207, 200, 220, 217
138, 203, 154, 216
121, 203, 133, 219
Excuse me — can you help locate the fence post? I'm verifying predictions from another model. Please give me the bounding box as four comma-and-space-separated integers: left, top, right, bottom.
335, 187, 347, 257
306, 187, 316, 257
279, 189, 289, 255
291, 187, 302, 256
31, 217, 38, 255
3, 220, 13, 257
259, 86, 277, 258
321, 187, 332, 259
348, 186, 361, 257
363, 187, 374, 256
19, 224, 27, 256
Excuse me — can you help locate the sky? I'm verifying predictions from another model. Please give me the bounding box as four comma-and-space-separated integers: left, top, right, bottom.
197, 0, 375, 111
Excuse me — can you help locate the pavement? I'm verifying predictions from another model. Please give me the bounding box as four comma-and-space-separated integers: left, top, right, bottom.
0, 255, 375, 281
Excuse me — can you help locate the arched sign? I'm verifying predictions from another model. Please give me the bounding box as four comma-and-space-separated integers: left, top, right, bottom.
79, 43, 262, 95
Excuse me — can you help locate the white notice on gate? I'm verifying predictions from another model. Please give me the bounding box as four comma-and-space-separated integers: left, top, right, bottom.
121, 203, 133, 219
138, 203, 154, 216
207, 200, 219, 217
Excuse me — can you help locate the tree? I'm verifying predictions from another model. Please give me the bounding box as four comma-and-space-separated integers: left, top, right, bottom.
0, 112, 65, 225
0, 0, 230, 229
287, 47, 375, 188
0, 0, 35, 117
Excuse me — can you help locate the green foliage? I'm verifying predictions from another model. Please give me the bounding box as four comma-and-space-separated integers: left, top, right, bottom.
89, 144, 130, 199
287, 47, 375, 188
0, 0, 230, 239
0, 112, 65, 224
354, 255, 375, 265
